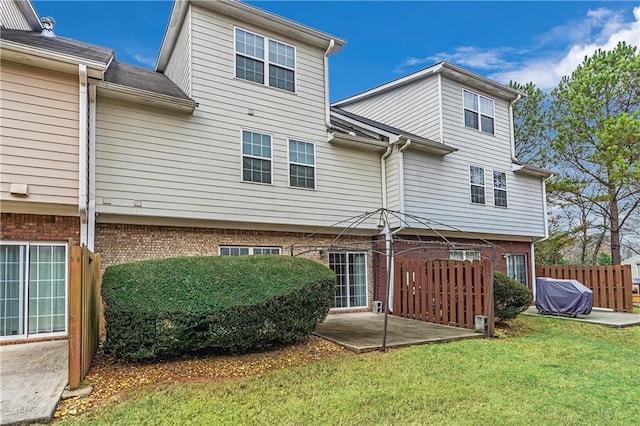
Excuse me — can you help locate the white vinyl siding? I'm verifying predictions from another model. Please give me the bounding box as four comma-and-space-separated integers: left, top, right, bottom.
0, 0, 32, 30
0, 62, 79, 207
402, 76, 546, 238
164, 5, 192, 96
329, 252, 367, 309
219, 246, 281, 255
235, 27, 296, 92
493, 170, 508, 207
288, 140, 315, 189
339, 76, 441, 141
506, 254, 527, 285
95, 4, 381, 230
464, 89, 494, 134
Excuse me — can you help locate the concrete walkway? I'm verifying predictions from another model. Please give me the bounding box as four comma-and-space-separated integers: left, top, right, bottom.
523, 306, 640, 328
314, 312, 482, 353
0, 340, 68, 425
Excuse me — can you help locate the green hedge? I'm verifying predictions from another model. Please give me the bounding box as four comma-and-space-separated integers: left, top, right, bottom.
102, 255, 336, 361
494, 272, 533, 323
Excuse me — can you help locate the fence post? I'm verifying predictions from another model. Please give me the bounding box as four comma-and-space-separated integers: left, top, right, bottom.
68, 246, 82, 390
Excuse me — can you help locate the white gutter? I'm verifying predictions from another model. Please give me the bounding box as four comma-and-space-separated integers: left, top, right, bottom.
438, 73, 444, 143
509, 94, 522, 160
398, 139, 412, 214
78, 64, 88, 246
324, 39, 335, 131
88, 84, 97, 250
381, 145, 393, 211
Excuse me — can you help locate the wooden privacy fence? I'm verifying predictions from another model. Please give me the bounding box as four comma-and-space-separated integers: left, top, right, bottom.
393, 259, 494, 331
535, 264, 633, 312
68, 245, 102, 390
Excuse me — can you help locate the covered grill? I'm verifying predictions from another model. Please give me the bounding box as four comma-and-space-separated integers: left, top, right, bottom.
535, 278, 593, 316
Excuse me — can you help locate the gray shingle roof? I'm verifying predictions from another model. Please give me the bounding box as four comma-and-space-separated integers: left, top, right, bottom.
0, 29, 114, 64
104, 61, 190, 100
331, 106, 432, 141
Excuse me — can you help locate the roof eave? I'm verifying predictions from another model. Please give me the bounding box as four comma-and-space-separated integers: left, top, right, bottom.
17, 0, 43, 31
329, 131, 388, 152
156, 0, 189, 72
512, 162, 555, 178
96, 81, 198, 113
398, 135, 458, 156
0, 40, 109, 78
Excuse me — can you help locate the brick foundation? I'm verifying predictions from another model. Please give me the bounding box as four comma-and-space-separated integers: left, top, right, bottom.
0, 213, 80, 244
95, 223, 376, 312
373, 236, 533, 304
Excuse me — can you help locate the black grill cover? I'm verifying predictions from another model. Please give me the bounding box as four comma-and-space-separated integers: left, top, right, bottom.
535, 278, 593, 315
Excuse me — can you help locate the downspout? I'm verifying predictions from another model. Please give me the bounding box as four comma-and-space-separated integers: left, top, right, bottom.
78, 64, 88, 246
323, 39, 335, 131
380, 145, 393, 309
398, 139, 412, 214
87, 83, 97, 250
531, 174, 550, 300
509, 94, 522, 161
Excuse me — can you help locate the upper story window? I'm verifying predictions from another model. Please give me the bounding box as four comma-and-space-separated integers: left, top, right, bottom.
241, 130, 272, 184
463, 90, 494, 134
220, 246, 281, 256
288, 139, 315, 189
493, 171, 508, 207
469, 165, 485, 204
235, 28, 296, 92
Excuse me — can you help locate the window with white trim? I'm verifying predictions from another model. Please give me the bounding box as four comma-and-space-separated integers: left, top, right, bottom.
219, 246, 281, 256
241, 130, 272, 184
506, 254, 527, 285
450, 250, 481, 261
235, 28, 295, 92
493, 170, 508, 207
470, 166, 485, 204
288, 139, 315, 189
1, 243, 67, 338
464, 90, 494, 134
329, 252, 367, 308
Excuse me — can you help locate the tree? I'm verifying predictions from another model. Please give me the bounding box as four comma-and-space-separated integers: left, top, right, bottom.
548, 42, 640, 265
508, 81, 550, 166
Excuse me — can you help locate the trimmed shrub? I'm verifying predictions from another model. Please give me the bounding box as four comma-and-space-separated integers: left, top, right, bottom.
494, 272, 533, 323
102, 255, 336, 361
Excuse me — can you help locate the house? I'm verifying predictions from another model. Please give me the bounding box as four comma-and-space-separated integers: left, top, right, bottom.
622, 254, 640, 284
1, 0, 551, 342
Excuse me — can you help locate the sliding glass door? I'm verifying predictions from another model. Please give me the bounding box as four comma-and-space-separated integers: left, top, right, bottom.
329, 252, 367, 308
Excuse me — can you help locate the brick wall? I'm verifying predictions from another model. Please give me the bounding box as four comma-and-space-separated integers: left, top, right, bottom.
95, 223, 376, 312
0, 213, 80, 244
374, 236, 533, 304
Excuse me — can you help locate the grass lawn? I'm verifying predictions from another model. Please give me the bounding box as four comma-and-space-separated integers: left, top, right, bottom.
64, 315, 639, 425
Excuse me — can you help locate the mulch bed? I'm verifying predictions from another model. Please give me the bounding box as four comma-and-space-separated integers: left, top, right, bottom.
54, 336, 348, 420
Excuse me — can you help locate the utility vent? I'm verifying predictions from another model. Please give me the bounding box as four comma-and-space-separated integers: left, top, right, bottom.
40, 17, 55, 37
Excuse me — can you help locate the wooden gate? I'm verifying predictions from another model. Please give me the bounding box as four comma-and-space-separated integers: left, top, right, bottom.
393, 259, 494, 331
535, 264, 633, 312
68, 245, 102, 390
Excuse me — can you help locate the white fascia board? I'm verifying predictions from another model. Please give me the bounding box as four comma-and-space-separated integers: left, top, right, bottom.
329, 132, 388, 152
95, 82, 198, 113
0, 41, 107, 78
330, 111, 398, 141
17, 0, 43, 31
440, 63, 524, 100
512, 163, 555, 178
156, 0, 189, 72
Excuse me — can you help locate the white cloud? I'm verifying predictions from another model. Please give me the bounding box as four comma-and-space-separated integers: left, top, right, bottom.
123, 45, 157, 68
490, 7, 640, 89
132, 53, 156, 68
395, 6, 640, 90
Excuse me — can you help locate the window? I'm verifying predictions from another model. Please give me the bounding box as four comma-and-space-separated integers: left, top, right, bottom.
506, 254, 527, 285
219, 246, 281, 256
1, 243, 67, 338
463, 90, 494, 134
493, 171, 508, 207
289, 140, 315, 189
450, 250, 481, 261
470, 166, 485, 204
242, 130, 272, 184
235, 28, 295, 92
329, 252, 367, 308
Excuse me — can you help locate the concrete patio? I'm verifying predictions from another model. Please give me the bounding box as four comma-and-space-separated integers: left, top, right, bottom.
523, 306, 640, 328
0, 340, 68, 425
314, 312, 483, 353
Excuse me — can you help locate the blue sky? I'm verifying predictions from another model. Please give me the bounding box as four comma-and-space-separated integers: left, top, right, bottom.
32, 1, 640, 101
